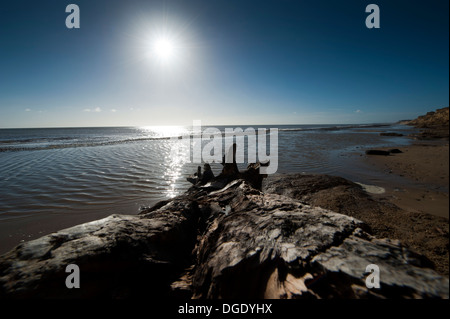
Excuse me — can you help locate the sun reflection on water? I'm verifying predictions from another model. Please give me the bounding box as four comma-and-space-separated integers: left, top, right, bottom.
140, 126, 189, 138
162, 138, 191, 198
139, 126, 192, 198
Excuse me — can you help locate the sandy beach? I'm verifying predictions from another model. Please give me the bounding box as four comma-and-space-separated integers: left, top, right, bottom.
354, 136, 448, 277
365, 142, 449, 219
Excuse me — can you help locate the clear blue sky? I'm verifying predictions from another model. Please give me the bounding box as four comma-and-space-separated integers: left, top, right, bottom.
0, 0, 448, 128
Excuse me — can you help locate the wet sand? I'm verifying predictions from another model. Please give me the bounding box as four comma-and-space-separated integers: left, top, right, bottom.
365, 142, 449, 219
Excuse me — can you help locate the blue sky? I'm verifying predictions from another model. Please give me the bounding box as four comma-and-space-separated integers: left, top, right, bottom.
0, 0, 448, 128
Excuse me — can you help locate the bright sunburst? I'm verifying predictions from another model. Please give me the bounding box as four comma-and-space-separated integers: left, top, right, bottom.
154, 37, 175, 60
132, 15, 199, 71
149, 36, 178, 65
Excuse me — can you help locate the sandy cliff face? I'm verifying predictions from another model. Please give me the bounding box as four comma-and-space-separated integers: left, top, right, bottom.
408, 107, 449, 128
407, 107, 449, 139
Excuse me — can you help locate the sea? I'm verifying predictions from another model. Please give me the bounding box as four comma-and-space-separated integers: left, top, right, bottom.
0, 124, 417, 253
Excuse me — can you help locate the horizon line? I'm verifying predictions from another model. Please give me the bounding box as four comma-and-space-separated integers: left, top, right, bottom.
0, 122, 397, 130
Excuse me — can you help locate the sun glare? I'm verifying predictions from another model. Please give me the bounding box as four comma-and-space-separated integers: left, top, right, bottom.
151, 37, 176, 64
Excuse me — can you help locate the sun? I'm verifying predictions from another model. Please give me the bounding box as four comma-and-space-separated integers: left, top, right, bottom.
151, 36, 176, 64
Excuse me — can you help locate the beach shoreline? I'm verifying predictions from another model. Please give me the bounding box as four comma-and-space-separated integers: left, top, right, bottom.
364, 141, 449, 219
